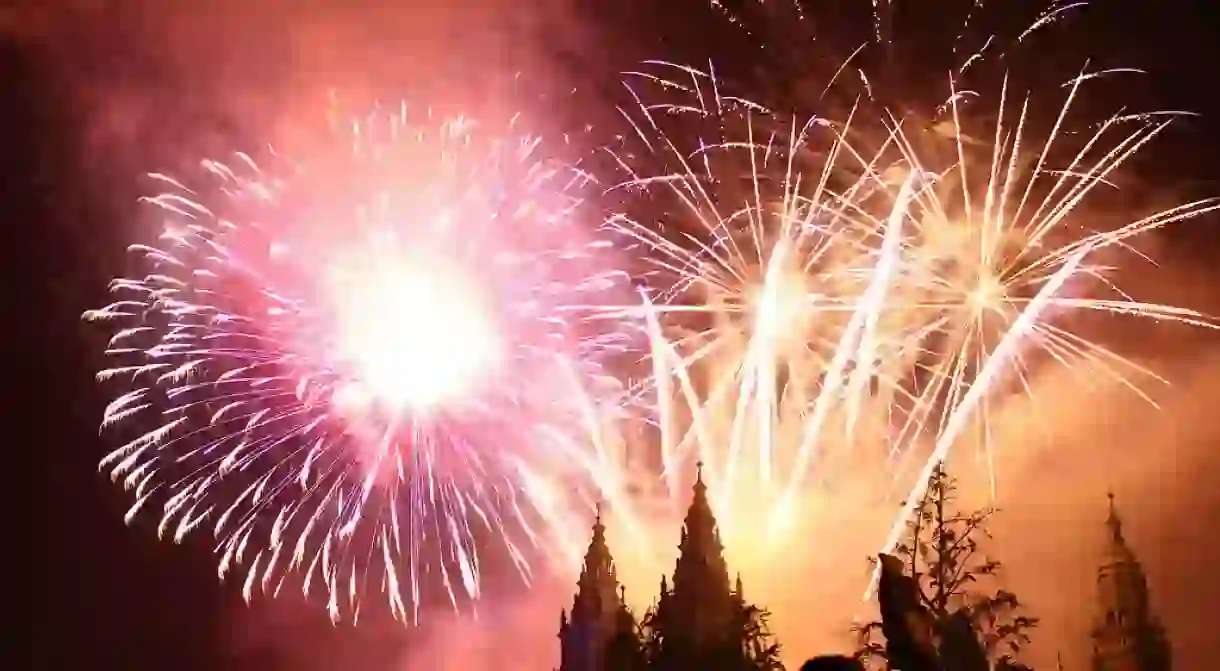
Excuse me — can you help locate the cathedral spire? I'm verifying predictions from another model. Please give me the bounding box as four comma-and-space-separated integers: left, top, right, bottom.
1101, 492, 1140, 574
1091, 494, 1171, 671
676, 461, 727, 587
576, 501, 618, 613
559, 506, 626, 671
1106, 492, 1124, 544
650, 461, 735, 657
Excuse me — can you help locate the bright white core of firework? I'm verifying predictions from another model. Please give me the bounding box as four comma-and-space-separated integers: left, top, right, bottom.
331, 259, 501, 412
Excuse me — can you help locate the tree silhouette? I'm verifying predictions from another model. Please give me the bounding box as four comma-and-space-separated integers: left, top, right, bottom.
731, 597, 786, 671
642, 592, 785, 671
854, 466, 1038, 670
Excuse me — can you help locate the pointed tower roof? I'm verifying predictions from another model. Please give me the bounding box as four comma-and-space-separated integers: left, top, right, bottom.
1103, 493, 1137, 566
675, 462, 728, 584
1091, 494, 1171, 671
653, 461, 736, 649
1096, 493, 1146, 609
572, 503, 620, 618
559, 505, 627, 671
679, 463, 722, 544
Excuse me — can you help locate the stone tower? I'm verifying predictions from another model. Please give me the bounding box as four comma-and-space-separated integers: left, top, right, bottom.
1091, 494, 1171, 671
559, 507, 630, 671
660, 462, 735, 641
647, 462, 745, 670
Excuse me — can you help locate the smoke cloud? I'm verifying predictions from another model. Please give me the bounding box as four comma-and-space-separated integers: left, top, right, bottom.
213, 252, 1220, 671
3, 0, 591, 200
10, 0, 1218, 669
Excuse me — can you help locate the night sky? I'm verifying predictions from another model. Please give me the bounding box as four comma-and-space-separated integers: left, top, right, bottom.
6, 1, 1219, 669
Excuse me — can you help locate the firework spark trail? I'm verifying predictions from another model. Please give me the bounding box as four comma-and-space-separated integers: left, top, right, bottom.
603, 58, 1218, 551
776, 169, 919, 513
85, 104, 636, 624
864, 240, 1094, 599
706, 0, 1095, 117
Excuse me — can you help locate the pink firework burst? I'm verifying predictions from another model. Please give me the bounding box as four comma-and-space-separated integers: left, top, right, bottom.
85, 103, 635, 624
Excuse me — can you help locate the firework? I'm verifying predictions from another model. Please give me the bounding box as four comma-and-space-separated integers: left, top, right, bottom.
603, 56, 1218, 562
84, 103, 634, 623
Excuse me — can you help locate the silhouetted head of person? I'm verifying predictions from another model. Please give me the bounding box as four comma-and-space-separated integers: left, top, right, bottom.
800, 655, 866, 671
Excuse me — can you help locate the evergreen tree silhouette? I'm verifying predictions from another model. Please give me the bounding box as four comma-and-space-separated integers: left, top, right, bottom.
853, 465, 1038, 670
727, 575, 786, 671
